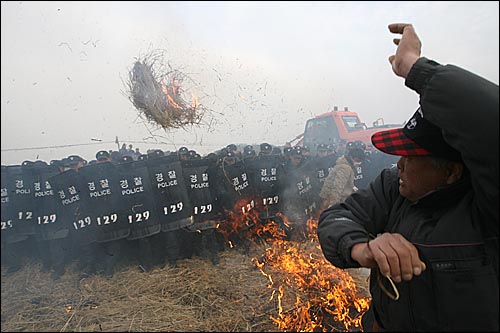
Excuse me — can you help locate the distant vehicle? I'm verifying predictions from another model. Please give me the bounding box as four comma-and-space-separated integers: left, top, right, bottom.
288, 106, 402, 150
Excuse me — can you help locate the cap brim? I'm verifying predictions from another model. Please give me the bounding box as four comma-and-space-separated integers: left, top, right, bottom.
371, 128, 431, 157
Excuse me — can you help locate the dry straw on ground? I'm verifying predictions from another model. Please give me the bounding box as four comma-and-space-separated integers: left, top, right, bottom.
1, 239, 369, 332
1, 249, 275, 332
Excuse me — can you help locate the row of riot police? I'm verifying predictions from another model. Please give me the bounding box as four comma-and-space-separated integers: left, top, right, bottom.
1, 143, 396, 279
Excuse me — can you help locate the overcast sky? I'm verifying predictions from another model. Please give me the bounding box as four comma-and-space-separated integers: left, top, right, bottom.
1, 1, 498, 164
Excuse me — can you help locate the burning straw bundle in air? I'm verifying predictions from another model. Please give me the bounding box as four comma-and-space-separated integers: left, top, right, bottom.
126, 52, 207, 130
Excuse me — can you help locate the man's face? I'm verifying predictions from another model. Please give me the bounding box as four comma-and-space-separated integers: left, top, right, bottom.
290, 155, 302, 166
225, 157, 236, 165
396, 156, 450, 202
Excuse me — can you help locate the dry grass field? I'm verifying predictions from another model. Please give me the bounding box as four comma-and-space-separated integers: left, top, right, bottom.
1, 234, 370, 332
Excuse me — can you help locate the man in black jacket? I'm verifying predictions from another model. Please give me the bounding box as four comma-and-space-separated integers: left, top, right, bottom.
317, 23, 498, 331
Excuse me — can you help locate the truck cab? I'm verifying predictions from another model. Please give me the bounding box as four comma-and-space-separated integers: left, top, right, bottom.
301, 106, 401, 151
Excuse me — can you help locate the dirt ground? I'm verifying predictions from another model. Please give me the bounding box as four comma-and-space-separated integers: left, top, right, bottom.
1, 238, 370, 332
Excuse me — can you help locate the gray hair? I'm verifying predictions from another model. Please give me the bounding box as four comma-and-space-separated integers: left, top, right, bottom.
429, 156, 456, 169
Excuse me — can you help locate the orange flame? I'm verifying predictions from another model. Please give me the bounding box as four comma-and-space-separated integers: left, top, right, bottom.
253, 218, 371, 332
215, 198, 371, 331
191, 93, 199, 108
161, 83, 181, 109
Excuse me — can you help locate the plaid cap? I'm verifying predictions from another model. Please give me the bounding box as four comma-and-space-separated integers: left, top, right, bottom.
371, 108, 462, 161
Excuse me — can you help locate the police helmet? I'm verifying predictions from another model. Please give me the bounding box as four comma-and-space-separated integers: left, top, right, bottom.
50, 159, 64, 168
260, 143, 273, 154
33, 160, 48, 167
96, 150, 110, 161
206, 152, 219, 163
67, 155, 86, 166
317, 143, 328, 152
225, 151, 238, 163
244, 145, 254, 153
347, 140, 366, 151
346, 141, 366, 160
245, 149, 256, 157
120, 155, 134, 163
283, 147, 293, 155
218, 147, 229, 158
178, 147, 189, 155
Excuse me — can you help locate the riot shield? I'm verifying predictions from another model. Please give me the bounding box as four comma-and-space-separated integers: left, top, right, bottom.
114, 159, 161, 240
2, 165, 37, 243
181, 158, 223, 229
282, 159, 320, 223
1, 166, 23, 244
31, 164, 66, 241
48, 168, 95, 245
217, 159, 256, 215
245, 155, 285, 220
78, 162, 130, 242
214, 158, 259, 240
145, 155, 193, 232
309, 155, 336, 201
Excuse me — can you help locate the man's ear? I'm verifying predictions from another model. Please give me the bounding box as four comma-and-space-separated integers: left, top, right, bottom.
446, 162, 464, 184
